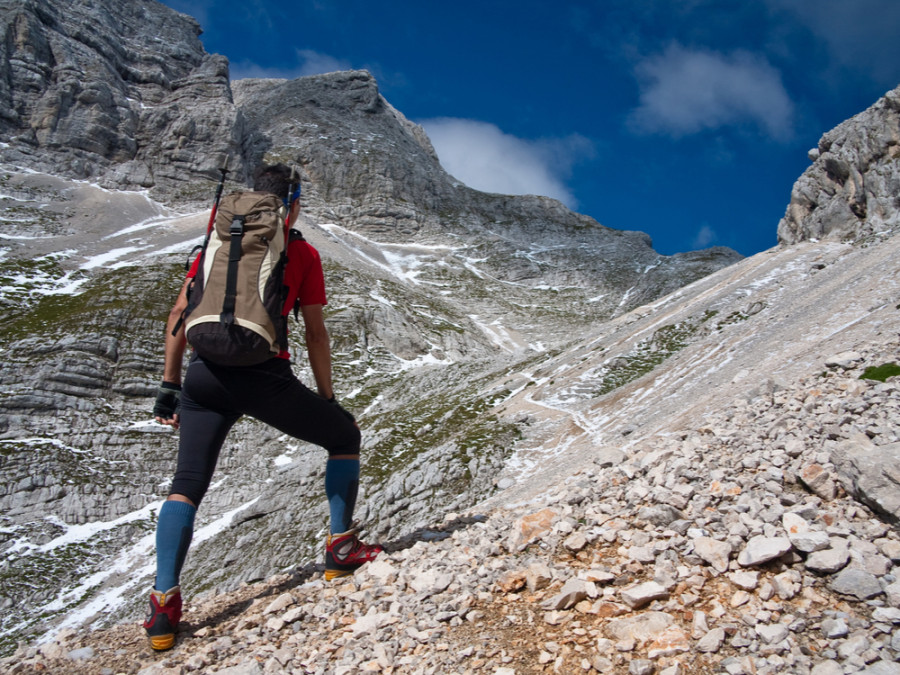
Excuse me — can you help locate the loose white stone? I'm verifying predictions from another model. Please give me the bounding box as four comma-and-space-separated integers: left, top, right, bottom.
728, 571, 760, 590
620, 581, 669, 609
805, 546, 850, 574
697, 627, 726, 653
693, 536, 733, 573
756, 623, 789, 644
737, 536, 793, 567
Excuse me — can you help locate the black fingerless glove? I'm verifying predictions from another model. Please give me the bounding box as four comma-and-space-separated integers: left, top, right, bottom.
153, 381, 182, 419
328, 396, 355, 423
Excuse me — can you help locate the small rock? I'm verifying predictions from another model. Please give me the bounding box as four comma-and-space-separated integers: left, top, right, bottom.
646, 626, 690, 659
772, 571, 800, 600
886, 579, 900, 607
877, 539, 900, 562
871, 607, 900, 624
66, 647, 95, 661
756, 623, 789, 644
824, 351, 863, 368
508, 508, 558, 552
727, 570, 759, 590
605, 611, 674, 643
595, 446, 627, 468
730, 590, 751, 607
496, 570, 527, 593
582, 569, 616, 585
737, 536, 793, 567
564, 531, 589, 552
837, 634, 869, 659
798, 464, 837, 500
263, 592, 294, 615
783, 512, 830, 552
637, 504, 683, 527
620, 581, 669, 609
628, 659, 655, 675
361, 559, 399, 584
214, 662, 264, 675
810, 661, 845, 675
821, 617, 849, 638
805, 546, 850, 574
697, 627, 726, 653
542, 578, 595, 611
526, 562, 554, 592
830, 568, 883, 600
693, 536, 733, 573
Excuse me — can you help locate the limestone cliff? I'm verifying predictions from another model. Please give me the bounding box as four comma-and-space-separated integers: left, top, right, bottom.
777, 84, 900, 245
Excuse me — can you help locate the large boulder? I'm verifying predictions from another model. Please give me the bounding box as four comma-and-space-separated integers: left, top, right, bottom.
832, 436, 900, 523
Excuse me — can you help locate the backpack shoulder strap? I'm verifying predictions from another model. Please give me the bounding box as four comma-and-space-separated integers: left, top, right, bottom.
220, 214, 246, 326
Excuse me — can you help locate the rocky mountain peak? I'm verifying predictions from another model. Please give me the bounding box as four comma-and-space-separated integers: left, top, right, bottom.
0, 0, 240, 189
777, 84, 900, 245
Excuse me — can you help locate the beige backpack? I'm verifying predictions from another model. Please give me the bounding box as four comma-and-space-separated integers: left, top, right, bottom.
183, 191, 290, 366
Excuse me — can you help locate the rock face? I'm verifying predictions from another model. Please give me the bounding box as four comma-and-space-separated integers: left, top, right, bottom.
0, 0, 245, 193
777, 84, 900, 245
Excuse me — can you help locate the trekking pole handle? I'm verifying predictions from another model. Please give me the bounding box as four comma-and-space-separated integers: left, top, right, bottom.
206, 156, 232, 235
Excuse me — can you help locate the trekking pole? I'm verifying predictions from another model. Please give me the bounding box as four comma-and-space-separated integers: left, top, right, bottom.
206, 156, 231, 236
285, 165, 301, 228
172, 157, 231, 336
184, 156, 231, 273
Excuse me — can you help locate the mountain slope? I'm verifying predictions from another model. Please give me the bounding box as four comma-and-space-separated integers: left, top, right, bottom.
4, 202, 900, 675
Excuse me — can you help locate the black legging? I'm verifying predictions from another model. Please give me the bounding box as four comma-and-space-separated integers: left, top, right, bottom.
170, 356, 361, 506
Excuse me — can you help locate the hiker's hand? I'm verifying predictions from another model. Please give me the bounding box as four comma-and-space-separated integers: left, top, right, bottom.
154, 381, 182, 428
328, 396, 356, 424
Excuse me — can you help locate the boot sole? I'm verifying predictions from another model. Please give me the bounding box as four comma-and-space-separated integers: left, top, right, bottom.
148, 634, 175, 651
324, 568, 353, 581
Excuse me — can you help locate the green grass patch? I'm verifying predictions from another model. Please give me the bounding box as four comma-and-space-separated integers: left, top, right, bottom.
0, 260, 183, 342
593, 310, 717, 397
860, 363, 900, 382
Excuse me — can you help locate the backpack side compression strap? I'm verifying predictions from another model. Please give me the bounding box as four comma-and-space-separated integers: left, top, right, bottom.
220, 215, 246, 326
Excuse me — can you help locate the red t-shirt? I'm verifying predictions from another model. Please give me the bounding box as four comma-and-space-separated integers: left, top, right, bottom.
186, 235, 327, 360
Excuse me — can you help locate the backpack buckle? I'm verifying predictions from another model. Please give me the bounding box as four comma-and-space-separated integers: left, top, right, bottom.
230, 216, 245, 237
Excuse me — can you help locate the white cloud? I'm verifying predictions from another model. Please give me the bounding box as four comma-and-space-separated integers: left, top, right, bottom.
230, 49, 352, 80
419, 118, 593, 208
692, 224, 717, 249
629, 44, 795, 140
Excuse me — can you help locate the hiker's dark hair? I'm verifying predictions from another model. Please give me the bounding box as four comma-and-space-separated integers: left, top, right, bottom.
252, 163, 292, 200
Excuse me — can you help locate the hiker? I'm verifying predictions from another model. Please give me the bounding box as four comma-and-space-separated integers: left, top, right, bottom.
144, 163, 382, 651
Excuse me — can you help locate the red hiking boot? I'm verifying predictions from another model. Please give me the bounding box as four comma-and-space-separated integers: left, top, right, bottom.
325, 526, 383, 581
142, 586, 182, 651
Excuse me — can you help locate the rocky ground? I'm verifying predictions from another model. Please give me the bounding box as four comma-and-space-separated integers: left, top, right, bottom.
5, 337, 899, 675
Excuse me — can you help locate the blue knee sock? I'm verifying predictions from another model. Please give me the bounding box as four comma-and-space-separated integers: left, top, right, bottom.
325, 458, 359, 534
154, 500, 196, 591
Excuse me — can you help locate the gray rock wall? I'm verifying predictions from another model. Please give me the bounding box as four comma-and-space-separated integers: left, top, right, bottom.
0, 0, 246, 195
778, 84, 900, 245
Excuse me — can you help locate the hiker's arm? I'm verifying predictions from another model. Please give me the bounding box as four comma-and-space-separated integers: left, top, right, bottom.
163, 278, 191, 384
153, 279, 190, 428
300, 303, 334, 401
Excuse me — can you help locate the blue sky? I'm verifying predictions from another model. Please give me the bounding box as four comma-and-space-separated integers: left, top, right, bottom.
159, 0, 900, 256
